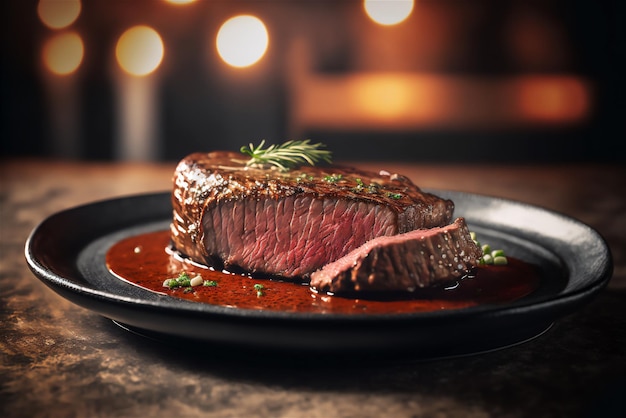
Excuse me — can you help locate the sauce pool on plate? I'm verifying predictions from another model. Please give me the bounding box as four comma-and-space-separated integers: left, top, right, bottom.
106, 230, 541, 314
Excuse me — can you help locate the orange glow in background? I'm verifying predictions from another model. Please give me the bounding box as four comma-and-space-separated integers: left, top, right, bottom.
352, 75, 443, 123
115, 26, 165, 77
42, 32, 84, 76
37, 0, 81, 30
163, 0, 197, 4
216, 15, 269, 68
516, 77, 589, 122
364, 0, 414, 26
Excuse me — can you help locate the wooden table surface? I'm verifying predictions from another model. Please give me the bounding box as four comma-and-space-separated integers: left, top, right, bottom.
1, 159, 625, 418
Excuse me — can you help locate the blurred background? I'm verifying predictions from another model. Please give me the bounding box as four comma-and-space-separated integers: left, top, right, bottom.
1, 0, 624, 163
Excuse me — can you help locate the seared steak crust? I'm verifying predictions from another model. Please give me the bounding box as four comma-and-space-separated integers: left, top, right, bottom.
310, 218, 482, 294
170, 151, 454, 278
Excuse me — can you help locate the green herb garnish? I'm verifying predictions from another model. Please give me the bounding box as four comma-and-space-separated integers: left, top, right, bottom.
253, 283, 265, 297
387, 192, 403, 200
323, 174, 343, 183
163, 279, 179, 289
240, 140, 332, 172
163, 271, 192, 289
352, 178, 365, 192
176, 272, 192, 287
203, 280, 218, 287
471, 232, 508, 266
162, 271, 213, 290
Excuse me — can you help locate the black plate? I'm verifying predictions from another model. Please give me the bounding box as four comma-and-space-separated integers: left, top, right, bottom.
24, 191, 613, 358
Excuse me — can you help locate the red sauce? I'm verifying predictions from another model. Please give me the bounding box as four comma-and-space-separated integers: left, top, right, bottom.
106, 230, 541, 314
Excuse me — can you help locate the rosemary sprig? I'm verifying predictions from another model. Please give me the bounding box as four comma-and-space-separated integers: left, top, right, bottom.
240, 139, 332, 171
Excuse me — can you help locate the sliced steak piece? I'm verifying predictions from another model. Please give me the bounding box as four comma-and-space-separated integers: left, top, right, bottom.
170, 151, 454, 279
310, 217, 482, 294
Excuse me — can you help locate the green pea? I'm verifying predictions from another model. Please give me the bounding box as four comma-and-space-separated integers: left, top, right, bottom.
494, 256, 508, 265
491, 249, 505, 258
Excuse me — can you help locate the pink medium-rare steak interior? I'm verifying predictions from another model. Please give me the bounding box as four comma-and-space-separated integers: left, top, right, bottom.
203, 195, 398, 277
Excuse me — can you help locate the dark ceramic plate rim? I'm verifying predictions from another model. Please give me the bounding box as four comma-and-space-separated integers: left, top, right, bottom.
24, 190, 613, 353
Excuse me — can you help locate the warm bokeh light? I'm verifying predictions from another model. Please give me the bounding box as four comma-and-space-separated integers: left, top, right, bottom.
354, 75, 413, 119
37, 0, 81, 30
516, 77, 589, 122
115, 26, 164, 77
352, 75, 446, 124
164, 0, 197, 4
364, 0, 414, 26
42, 32, 84, 76
216, 15, 269, 68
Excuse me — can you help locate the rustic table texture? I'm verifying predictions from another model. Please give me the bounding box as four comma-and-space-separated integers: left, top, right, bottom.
1, 159, 625, 418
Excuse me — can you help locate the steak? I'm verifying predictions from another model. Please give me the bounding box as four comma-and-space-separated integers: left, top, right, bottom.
310, 217, 482, 294
170, 151, 454, 279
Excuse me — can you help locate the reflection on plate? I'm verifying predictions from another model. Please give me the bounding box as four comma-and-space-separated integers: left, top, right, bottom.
25, 191, 612, 358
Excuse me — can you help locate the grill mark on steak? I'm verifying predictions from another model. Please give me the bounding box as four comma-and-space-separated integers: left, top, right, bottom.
171, 151, 455, 279
309, 217, 482, 294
